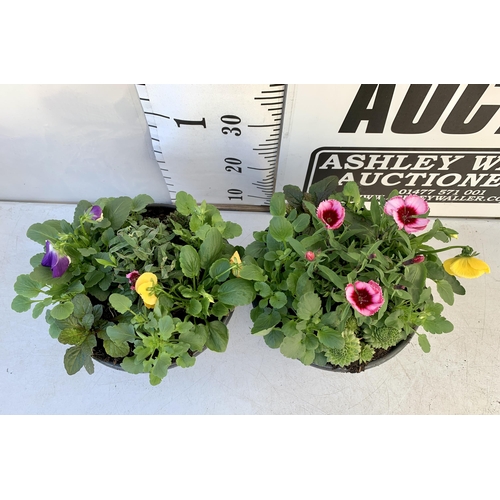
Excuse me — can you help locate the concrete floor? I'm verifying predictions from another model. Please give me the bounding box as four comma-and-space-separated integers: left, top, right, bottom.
1, 201, 499, 414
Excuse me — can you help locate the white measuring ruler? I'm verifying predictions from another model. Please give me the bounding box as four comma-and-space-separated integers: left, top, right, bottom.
136, 84, 287, 210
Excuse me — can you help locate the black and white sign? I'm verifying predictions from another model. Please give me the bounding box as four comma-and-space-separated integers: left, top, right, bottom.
279, 84, 500, 217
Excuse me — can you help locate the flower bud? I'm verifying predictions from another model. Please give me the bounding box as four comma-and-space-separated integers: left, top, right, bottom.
305, 251, 315, 261
403, 255, 425, 266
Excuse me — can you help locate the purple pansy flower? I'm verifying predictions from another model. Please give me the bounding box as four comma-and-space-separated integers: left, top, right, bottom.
41, 241, 71, 278
89, 205, 103, 221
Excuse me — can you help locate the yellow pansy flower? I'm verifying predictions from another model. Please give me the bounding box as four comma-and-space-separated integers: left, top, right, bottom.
230, 251, 242, 277
443, 256, 490, 279
135, 272, 158, 308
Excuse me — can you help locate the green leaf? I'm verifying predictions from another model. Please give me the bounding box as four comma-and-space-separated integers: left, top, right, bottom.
296, 291, 322, 320
151, 352, 172, 381
309, 176, 339, 205
14, 274, 42, 298
187, 298, 202, 316
270, 192, 286, 216
179, 245, 201, 278
103, 339, 130, 358
209, 258, 231, 282
175, 191, 198, 216
175, 351, 196, 368
132, 194, 155, 211
442, 272, 466, 295
280, 333, 306, 359
403, 263, 427, 303
179, 324, 209, 352
218, 279, 256, 306
370, 196, 381, 226
78, 247, 97, 257
50, 302, 75, 320
418, 333, 431, 353
317, 265, 346, 289
343, 181, 361, 203
10, 295, 33, 312
106, 323, 136, 343
269, 216, 294, 242
286, 237, 307, 258
221, 221, 242, 240
72, 294, 93, 319
199, 227, 224, 269
109, 293, 132, 314
318, 327, 345, 349
436, 280, 455, 306
251, 310, 282, 334
283, 184, 304, 209
58, 327, 89, 346
32, 298, 52, 318
292, 213, 311, 233
254, 281, 272, 298
264, 329, 285, 348
269, 292, 287, 309
239, 264, 266, 282
85, 270, 105, 288
63, 336, 96, 375
104, 197, 133, 230
207, 320, 229, 352
26, 221, 61, 245
11, 295, 33, 313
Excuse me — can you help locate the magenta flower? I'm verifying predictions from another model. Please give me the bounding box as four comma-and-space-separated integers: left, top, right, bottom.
41, 241, 71, 278
316, 199, 345, 230
305, 251, 316, 261
403, 255, 426, 266
126, 270, 140, 290
89, 205, 103, 221
346, 280, 384, 316
384, 195, 430, 233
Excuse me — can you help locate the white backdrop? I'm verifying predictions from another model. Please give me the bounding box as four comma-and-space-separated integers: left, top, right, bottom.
0, 84, 171, 204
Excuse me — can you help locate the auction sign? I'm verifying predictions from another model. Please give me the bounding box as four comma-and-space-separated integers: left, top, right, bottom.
277, 84, 500, 217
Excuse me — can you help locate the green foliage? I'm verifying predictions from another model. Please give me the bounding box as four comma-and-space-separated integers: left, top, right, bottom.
13, 191, 253, 385
246, 175, 477, 369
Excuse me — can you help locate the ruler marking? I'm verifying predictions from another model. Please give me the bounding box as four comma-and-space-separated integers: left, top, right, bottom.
144, 111, 171, 120
248, 124, 278, 128
248, 167, 274, 170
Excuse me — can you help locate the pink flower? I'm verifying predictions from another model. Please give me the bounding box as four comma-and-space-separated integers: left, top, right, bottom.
305, 251, 315, 261
316, 199, 345, 230
403, 255, 426, 266
346, 280, 384, 317
126, 270, 140, 290
384, 195, 430, 233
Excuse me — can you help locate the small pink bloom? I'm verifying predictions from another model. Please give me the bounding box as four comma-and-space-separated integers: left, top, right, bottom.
126, 270, 140, 290
316, 199, 345, 230
346, 280, 384, 317
403, 254, 426, 266
384, 195, 430, 233
305, 251, 315, 261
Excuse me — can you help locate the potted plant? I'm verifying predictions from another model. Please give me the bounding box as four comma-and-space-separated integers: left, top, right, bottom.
11, 192, 258, 385
244, 176, 490, 372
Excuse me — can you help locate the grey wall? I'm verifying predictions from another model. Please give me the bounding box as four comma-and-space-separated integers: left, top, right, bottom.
0, 84, 171, 204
